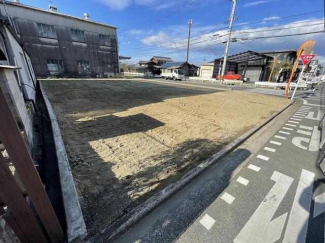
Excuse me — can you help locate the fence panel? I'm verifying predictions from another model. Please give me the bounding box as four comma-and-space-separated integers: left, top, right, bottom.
0, 88, 64, 242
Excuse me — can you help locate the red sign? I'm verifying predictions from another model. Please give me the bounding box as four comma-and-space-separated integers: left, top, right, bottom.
300, 54, 317, 66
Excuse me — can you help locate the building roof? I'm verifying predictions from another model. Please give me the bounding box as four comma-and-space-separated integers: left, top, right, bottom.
151, 56, 174, 62
260, 50, 296, 55
3, 1, 117, 29
160, 62, 186, 69
200, 62, 214, 66
119, 56, 131, 60
215, 51, 271, 63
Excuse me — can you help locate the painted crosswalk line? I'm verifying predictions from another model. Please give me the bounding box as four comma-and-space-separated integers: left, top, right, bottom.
248, 164, 260, 172
221, 192, 235, 205
236, 177, 249, 186
275, 135, 286, 140
199, 214, 216, 230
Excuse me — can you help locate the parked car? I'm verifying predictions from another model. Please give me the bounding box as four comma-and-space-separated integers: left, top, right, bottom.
162, 69, 185, 81
216, 71, 242, 80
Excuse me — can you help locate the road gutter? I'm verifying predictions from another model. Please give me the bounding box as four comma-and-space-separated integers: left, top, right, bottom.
39, 82, 87, 242
89, 101, 295, 242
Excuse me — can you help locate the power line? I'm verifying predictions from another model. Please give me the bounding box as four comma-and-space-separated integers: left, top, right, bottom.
128, 30, 325, 58
124, 20, 324, 55
122, 10, 324, 54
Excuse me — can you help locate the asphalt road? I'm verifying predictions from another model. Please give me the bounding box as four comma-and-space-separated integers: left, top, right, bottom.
112, 85, 324, 243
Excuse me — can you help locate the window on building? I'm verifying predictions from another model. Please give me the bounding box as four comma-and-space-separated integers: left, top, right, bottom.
37, 23, 57, 39
77, 61, 91, 75
99, 34, 111, 46
70, 29, 85, 42
47, 59, 64, 75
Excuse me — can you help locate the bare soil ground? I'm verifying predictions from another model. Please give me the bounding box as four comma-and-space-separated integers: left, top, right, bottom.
42, 79, 290, 236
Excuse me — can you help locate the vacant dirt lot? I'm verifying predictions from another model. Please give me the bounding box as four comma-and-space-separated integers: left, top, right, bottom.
42, 79, 290, 236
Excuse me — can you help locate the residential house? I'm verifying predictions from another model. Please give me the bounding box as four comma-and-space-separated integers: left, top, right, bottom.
0, 18, 36, 148
199, 62, 214, 78
160, 62, 198, 77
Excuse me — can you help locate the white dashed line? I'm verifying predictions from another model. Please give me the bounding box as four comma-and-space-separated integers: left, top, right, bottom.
270, 141, 282, 145
286, 124, 296, 127
275, 135, 286, 140
279, 131, 290, 135
257, 155, 269, 161
236, 177, 249, 186
297, 130, 312, 136
264, 147, 276, 152
290, 118, 302, 121
248, 164, 261, 172
299, 125, 313, 131
221, 192, 235, 205
283, 127, 294, 131
199, 214, 216, 230
288, 121, 299, 124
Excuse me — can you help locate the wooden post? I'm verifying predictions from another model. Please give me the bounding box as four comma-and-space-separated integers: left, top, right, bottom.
0, 153, 47, 242
0, 88, 64, 242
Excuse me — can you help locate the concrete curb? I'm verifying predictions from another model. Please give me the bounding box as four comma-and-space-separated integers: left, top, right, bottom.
39, 82, 87, 242
89, 101, 295, 242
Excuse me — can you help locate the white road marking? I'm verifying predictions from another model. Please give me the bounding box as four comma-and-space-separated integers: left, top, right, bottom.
257, 155, 269, 161
309, 126, 320, 152
297, 130, 312, 136
299, 125, 313, 130
292, 115, 305, 118
302, 99, 325, 107
292, 137, 310, 150
221, 192, 235, 205
248, 164, 260, 172
283, 170, 315, 243
236, 177, 249, 186
199, 214, 216, 230
288, 121, 299, 124
313, 192, 325, 218
279, 131, 290, 135
234, 171, 293, 243
290, 118, 302, 121
283, 127, 294, 131
270, 141, 282, 145
264, 147, 276, 152
306, 111, 322, 121
275, 135, 286, 140
285, 124, 296, 127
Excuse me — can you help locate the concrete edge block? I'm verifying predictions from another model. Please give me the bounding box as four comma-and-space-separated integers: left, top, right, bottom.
39, 82, 87, 242
89, 100, 295, 242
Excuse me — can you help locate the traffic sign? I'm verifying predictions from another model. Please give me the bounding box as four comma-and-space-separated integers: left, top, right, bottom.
300, 54, 317, 66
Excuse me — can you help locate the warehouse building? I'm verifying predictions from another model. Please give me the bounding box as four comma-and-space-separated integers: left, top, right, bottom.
213, 50, 296, 81
0, 1, 119, 78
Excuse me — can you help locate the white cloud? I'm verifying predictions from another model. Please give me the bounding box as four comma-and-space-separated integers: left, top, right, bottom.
263, 16, 280, 21
134, 18, 325, 62
95, 0, 177, 10
96, 0, 132, 10
244, 0, 271, 8
141, 31, 170, 46
128, 29, 145, 35
155, 2, 178, 10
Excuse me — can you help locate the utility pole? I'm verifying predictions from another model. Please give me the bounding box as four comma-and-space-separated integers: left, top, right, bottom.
186, 19, 193, 63
220, 0, 237, 83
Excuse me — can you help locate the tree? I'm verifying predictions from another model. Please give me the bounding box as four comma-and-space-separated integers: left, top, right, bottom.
269, 61, 293, 82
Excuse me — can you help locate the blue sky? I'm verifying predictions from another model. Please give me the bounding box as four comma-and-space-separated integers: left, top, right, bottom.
21, 0, 325, 65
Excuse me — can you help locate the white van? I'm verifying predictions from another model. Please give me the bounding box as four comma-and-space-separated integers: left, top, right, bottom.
161, 69, 185, 81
